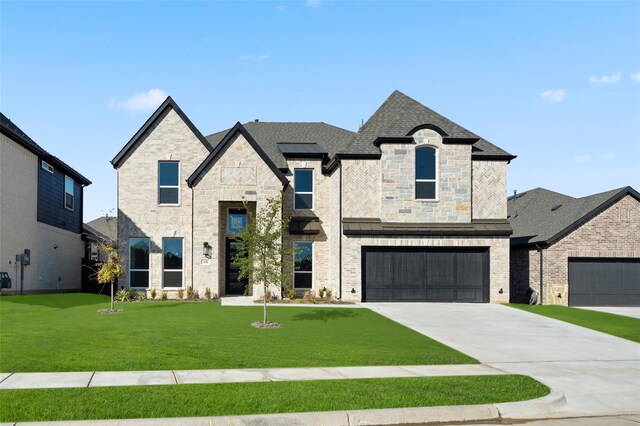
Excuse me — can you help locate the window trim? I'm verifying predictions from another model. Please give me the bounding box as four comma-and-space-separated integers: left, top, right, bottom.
293, 241, 313, 289
129, 237, 150, 289
415, 145, 438, 201
41, 160, 54, 174
64, 175, 75, 211
158, 161, 180, 206
162, 237, 184, 289
293, 168, 314, 210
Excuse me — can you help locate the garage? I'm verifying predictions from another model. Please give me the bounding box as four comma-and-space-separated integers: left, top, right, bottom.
362, 247, 489, 302
568, 258, 640, 306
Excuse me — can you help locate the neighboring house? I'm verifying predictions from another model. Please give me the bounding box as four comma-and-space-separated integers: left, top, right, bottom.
508, 187, 640, 306
82, 215, 118, 294
112, 90, 515, 303
0, 113, 91, 294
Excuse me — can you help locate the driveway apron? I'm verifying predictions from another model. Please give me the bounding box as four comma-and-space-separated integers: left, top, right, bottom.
366, 303, 640, 418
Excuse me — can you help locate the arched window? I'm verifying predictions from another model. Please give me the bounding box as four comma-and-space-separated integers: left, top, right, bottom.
416, 146, 437, 200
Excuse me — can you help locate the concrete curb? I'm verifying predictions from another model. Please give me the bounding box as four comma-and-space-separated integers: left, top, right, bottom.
0, 387, 566, 425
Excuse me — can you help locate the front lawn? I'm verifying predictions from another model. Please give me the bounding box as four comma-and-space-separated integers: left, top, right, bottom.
0, 293, 476, 372
0, 375, 548, 422
509, 304, 640, 343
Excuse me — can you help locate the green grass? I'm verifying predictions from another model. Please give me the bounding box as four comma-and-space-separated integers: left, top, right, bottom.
0, 293, 476, 372
0, 375, 549, 422
509, 304, 640, 343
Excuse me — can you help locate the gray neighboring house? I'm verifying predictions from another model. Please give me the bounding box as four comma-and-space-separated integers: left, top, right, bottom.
0, 113, 91, 294
83, 215, 118, 261
112, 90, 515, 303
508, 186, 640, 306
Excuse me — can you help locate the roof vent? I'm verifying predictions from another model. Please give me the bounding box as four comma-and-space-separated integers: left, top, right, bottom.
551, 204, 563, 211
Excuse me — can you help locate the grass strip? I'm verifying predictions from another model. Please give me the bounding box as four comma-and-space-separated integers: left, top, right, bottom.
509, 304, 640, 343
1, 293, 475, 372
0, 375, 548, 422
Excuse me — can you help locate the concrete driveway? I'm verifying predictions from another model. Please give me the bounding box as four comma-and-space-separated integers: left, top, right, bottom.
365, 303, 640, 418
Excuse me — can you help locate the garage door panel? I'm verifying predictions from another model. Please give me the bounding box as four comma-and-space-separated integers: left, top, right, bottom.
363, 247, 488, 303
569, 258, 640, 306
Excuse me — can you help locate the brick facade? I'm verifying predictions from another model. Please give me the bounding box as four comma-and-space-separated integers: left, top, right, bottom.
510, 194, 640, 305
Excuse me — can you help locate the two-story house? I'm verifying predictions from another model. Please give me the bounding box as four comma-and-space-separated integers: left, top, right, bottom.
1, 113, 91, 294
112, 91, 515, 302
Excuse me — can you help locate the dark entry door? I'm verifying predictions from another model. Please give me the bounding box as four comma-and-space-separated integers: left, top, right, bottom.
568, 258, 640, 306
362, 247, 489, 302
226, 238, 248, 295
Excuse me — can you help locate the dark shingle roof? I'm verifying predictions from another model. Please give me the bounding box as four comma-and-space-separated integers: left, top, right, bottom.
508, 186, 639, 247
84, 216, 118, 241
1, 112, 91, 185
344, 90, 515, 160
206, 122, 354, 169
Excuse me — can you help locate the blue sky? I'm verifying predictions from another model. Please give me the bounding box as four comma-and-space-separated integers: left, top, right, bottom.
2, 1, 639, 221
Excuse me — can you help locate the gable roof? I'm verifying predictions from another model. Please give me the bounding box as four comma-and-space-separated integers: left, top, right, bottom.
188, 122, 289, 187
508, 186, 639, 247
205, 122, 355, 169
344, 90, 515, 161
84, 215, 118, 241
1, 112, 91, 185
110, 97, 214, 169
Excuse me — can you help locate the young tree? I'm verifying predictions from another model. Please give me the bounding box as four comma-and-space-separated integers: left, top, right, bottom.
97, 242, 124, 312
233, 194, 291, 327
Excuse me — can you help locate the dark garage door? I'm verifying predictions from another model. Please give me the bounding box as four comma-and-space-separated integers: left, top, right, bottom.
362, 247, 489, 302
569, 258, 640, 306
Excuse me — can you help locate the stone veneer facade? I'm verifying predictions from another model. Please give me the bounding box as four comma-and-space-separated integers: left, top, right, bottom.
510, 194, 640, 305
116, 103, 512, 302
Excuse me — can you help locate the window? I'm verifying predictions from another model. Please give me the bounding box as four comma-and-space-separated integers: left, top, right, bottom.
294, 169, 313, 209
415, 146, 437, 200
129, 238, 150, 288
158, 161, 179, 205
64, 176, 74, 210
227, 208, 247, 234
294, 242, 313, 289
163, 238, 183, 288
41, 160, 54, 174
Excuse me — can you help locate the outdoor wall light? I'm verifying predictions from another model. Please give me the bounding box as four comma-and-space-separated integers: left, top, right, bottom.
557, 293, 562, 298
498, 288, 503, 294
203, 242, 212, 259
53, 244, 58, 249
351, 288, 356, 294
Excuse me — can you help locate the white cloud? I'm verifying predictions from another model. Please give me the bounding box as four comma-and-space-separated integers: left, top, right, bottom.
110, 89, 167, 113
571, 154, 591, 164
306, 0, 322, 7
631, 72, 640, 84
588, 72, 621, 86
540, 89, 566, 104
239, 54, 270, 61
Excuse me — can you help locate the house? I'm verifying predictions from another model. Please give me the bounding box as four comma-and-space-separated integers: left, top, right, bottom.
0, 113, 91, 294
111, 90, 515, 302
508, 187, 640, 306
82, 215, 119, 294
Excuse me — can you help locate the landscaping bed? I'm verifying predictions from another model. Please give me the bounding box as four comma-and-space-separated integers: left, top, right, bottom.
509, 304, 640, 343
0, 293, 476, 372
0, 375, 549, 422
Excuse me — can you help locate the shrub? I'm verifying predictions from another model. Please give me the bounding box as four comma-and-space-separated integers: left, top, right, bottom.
325, 288, 332, 299
187, 288, 200, 301
186, 286, 193, 299
303, 290, 317, 302
318, 287, 326, 298
161, 291, 168, 301
135, 290, 146, 301
115, 289, 132, 302
286, 288, 296, 299
177, 288, 184, 300
204, 287, 212, 300
150, 287, 157, 300
265, 289, 272, 300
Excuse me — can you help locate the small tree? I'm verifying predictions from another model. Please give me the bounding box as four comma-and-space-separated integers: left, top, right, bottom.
97, 242, 124, 312
233, 194, 291, 327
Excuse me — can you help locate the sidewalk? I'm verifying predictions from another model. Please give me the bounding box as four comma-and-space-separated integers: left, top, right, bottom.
0, 364, 503, 390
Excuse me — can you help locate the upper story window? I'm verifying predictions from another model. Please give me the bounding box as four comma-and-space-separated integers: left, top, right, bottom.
415, 146, 437, 200
294, 169, 313, 210
64, 176, 74, 210
41, 160, 54, 174
158, 161, 179, 205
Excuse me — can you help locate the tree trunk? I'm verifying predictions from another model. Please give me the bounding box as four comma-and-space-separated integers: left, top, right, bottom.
110, 280, 114, 311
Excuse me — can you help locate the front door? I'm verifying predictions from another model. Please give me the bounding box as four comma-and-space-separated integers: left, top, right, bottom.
225, 238, 248, 295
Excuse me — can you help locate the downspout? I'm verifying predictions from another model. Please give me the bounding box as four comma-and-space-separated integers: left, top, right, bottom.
535, 244, 544, 305
338, 160, 343, 301
191, 184, 195, 290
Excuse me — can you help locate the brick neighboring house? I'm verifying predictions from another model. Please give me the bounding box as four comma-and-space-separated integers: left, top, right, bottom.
111, 90, 516, 302
508, 187, 640, 306
1, 113, 91, 294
